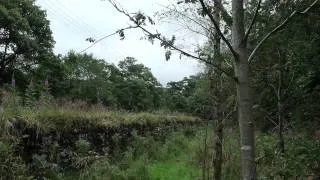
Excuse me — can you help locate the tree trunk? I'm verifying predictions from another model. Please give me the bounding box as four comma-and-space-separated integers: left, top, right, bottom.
234, 58, 255, 180
212, 1, 223, 179
211, 70, 224, 180
0, 42, 8, 84
278, 93, 284, 154
202, 121, 209, 180
232, 0, 256, 179
277, 50, 284, 154
213, 109, 223, 180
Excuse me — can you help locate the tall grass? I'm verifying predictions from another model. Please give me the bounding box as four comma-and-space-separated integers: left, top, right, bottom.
0, 94, 200, 134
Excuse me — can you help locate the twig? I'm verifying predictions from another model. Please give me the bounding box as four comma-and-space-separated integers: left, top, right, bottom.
79, 26, 138, 53
156, 3, 212, 39
248, 0, 319, 64
108, 0, 237, 81
244, 0, 262, 43
199, 0, 238, 59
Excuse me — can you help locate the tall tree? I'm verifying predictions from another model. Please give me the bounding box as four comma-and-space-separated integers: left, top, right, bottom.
116, 57, 162, 111
166, 76, 198, 112
211, 1, 224, 179
0, 0, 54, 85
62, 51, 114, 104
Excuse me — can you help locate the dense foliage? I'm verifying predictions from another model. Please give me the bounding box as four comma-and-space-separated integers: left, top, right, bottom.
0, 0, 55, 88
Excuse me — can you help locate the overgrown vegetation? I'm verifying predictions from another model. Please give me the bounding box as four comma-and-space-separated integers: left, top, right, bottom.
1, 119, 319, 179
1, 0, 320, 179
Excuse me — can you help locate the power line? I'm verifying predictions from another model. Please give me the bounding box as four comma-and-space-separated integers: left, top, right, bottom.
53, 0, 103, 36
41, 2, 83, 35
41, 1, 86, 35
45, 0, 95, 37
47, 0, 97, 36
41, 0, 132, 58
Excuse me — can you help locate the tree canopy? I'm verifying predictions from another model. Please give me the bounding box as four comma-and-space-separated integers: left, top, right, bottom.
0, 0, 54, 87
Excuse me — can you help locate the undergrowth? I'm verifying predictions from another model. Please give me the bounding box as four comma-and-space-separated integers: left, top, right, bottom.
0, 124, 319, 179
1, 91, 319, 179
58, 127, 320, 180
61, 126, 203, 180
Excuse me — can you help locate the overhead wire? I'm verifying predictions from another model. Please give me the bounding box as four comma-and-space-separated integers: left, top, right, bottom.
45, 0, 94, 37
41, 0, 90, 36
53, 0, 103, 36
40, 0, 137, 58
47, 0, 101, 37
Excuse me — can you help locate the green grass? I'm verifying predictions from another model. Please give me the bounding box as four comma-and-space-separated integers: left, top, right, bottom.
148, 160, 197, 180
147, 127, 202, 180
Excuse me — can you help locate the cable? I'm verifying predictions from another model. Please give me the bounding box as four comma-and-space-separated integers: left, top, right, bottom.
41, 0, 132, 58
45, 0, 94, 36
53, 0, 103, 36
41, 3, 82, 35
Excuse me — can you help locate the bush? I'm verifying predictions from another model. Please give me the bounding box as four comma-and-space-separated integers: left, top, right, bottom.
256, 135, 320, 179
75, 139, 91, 154
30, 154, 61, 179
0, 141, 30, 180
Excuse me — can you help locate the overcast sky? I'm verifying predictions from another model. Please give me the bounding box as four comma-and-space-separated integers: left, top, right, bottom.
35, 0, 205, 84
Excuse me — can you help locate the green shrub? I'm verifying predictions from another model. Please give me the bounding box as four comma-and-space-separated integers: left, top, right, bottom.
256, 135, 320, 179
0, 141, 30, 180
130, 130, 162, 160
30, 154, 61, 179
75, 139, 91, 154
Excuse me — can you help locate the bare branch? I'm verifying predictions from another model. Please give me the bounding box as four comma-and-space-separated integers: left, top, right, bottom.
282, 71, 295, 98
244, 0, 262, 43
198, 0, 238, 59
138, 25, 234, 79
79, 26, 137, 53
269, 83, 278, 99
107, 0, 236, 80
248, 0, 319, 64
157, 3, 212, 39
161, 19, 209, 38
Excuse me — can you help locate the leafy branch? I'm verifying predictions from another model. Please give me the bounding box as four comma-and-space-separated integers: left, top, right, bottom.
107, 0, 236, 80
80, 26, 138, 53
248, 0, 319, 64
